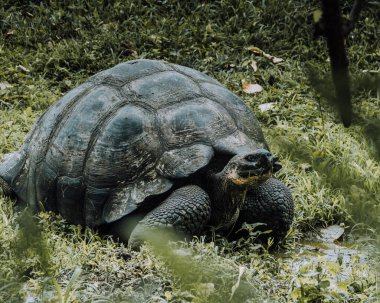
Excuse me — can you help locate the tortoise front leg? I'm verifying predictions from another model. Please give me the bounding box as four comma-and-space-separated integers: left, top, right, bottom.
128, 185, 212, 249
234, 178, 294, 243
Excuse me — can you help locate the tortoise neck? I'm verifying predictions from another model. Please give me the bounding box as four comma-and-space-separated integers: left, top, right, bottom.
207, 170, 247, 228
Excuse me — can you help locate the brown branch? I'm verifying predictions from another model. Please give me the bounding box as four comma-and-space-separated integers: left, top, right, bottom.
321, 0, 353, 127
342, 0, 366, 36
349, 0, 365, 28
315, 0, 366, 38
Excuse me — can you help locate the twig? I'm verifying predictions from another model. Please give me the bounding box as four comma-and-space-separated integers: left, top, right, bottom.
320, 0, 353, 127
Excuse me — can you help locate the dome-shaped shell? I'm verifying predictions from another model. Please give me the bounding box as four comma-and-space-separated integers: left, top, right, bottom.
8, 59, 267, 226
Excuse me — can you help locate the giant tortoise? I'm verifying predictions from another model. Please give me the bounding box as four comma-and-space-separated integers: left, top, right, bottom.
0, 59, 293, 248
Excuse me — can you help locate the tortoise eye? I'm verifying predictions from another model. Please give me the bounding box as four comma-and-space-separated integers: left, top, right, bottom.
244, 154, 257, 162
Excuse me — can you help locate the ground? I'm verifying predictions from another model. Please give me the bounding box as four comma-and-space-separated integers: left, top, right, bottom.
0, 1, 379, 302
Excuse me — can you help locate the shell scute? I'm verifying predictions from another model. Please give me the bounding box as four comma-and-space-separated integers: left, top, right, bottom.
156, 144, 214, 178
25, 82, 94, 164
157, 98, 237, 148
200, 82, 267, 146
127, 71, 201, 109
85, 105, 160, 188
103, 176, 173, 223
45, 85, 122, 177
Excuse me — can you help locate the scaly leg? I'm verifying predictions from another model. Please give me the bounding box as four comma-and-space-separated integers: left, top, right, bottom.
234, 178, 294, 243
128, 185, 212, 249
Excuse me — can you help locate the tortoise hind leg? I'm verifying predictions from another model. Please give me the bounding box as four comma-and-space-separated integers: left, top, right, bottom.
125, 185, 212, 249
0, 151, 26, 197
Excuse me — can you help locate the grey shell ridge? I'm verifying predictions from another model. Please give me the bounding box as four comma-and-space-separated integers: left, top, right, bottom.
1, 59, 267, 227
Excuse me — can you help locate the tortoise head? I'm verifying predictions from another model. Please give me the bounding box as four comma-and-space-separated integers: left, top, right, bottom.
209, 149, 282, 228
222, 149, 281, 187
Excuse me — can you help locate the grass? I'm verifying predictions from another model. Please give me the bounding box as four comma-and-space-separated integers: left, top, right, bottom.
0, 0, 379, 302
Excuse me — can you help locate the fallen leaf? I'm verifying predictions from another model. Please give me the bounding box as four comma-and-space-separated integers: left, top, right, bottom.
241, 60, 258, 71
250, 60, 258, 72
271, 56, 284, 64
6, 30, 15, 38
258, 102, 274, 112
263, 52, 284, 64
242, 80, 263, 94
241, 59, 251, 67
246, 46, 263, 55
247, 46, 284, 64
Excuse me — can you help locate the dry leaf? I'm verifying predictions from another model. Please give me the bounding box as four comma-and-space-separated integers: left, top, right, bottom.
241, 59, 258, 72
6, 30, 15, 38
246, 46, 263, 55
242, 80, 263, 94
247, 46, 284, 64
250, 60, 258, 72
258, 102, 274, 112
271, 56, 284, 64
263, 52, 284, 64
241, 59, 251, 67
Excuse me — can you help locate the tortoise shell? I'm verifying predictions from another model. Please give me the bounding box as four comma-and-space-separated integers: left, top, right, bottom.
2, 59, 268, 226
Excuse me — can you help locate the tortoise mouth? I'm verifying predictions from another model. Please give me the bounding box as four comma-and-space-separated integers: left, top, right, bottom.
223, 149, 276, 186
228, 167, 272, 186
238, 167, 271, 178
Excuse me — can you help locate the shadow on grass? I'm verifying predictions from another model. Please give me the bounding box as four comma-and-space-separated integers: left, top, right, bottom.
269, 129, 379, 230
132, 229, 264, 303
